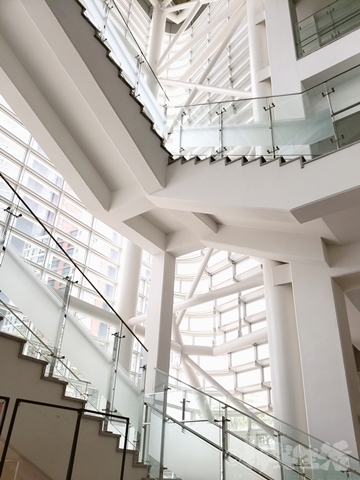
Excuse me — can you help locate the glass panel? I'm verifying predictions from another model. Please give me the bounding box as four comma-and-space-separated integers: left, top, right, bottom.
93, 218, 122, 245
225, 455, 268, 480
56, 214, 90, 245
270, 85, 334, 161
60, 197, 93, 226
228, 431, 282, 480
145, 407, 163, 479
28, 154, 63, 187
0, 131, 26, 161
88, 252, 117, 280
92, 235, 120, 262
295, 0, 360, 57
0, 111, 31, 143
48, 253, 75, 277
223, 98, 272, 159
53, 235, 87, 263
31, 139, 48, 158
13, 214, 50, 245
79, 0, 167, 139
163, 419, 221, 480
19, 190, 55, 223
0, 154, 21, 180
327, 66, 360, 148
9, 233, 47, 265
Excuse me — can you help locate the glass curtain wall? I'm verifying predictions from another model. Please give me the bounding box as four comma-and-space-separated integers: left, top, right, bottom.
0, 94, 128, 351
171, 250, 271, 412
0, 93, 271, 411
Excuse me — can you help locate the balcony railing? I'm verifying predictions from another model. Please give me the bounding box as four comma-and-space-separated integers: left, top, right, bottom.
142, 370, 360, 480
294, 0, 360, 58
166, 64, 360, 164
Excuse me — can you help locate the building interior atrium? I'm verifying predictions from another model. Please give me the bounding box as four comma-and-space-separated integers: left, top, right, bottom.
2, 0, 360, 479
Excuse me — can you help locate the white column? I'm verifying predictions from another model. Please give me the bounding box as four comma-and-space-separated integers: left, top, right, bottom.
247, 0, 271, 98
291, 262, 360, 455
263, 0, 301, 95
247, 0, 272, 157
116, 239, 142, 372
148, 3, 166, 73
262, 260, 308, 432
145, 251, 175, 392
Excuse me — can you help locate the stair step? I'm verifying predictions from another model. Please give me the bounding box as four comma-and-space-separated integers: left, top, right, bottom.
0, 332, 147, 480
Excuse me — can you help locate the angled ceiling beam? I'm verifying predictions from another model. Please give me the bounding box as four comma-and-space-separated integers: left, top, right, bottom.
169, 3, 246, 132
175, 247, 214, 326
157, 0, 202, 68
166, 9, 193, 24
157, 0, 240, 74
170, 211, 218, 237
163, 0, 218, 14
179, 7, 245, 83
159, 77, 252, 98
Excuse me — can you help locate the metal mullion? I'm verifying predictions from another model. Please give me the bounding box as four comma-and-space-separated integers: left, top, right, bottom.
0, 124, 30, 152
24, 163, 62, 197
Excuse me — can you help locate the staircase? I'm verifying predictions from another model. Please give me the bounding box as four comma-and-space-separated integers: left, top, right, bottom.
0, 332, 148, 480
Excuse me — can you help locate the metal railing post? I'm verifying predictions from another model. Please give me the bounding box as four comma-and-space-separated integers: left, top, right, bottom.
215, 408, 230, 480
216, 104, 227, 158
0, 206, 22, 266
135, 54, 144, 98
100, 0, 113, 41
322, 82, 343, 148
179, 109, 186, 156
159, 385, 170, 480
107, 329, 124, 415
50, 276, 78, 376
263, 101, 278, 159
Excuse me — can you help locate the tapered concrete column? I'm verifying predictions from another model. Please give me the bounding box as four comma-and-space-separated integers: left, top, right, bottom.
116, 239, 142, 373
145, 251, 175, 392
291, 262, 360, 455
262, 260, 307, 432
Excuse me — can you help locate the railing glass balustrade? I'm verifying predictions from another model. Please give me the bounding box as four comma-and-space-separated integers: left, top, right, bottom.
0, 173, 147, 453
294, 0, 360, 58
60, 0, 360, 165
142, 370, 360, 480
78, 0, 168, 139
167, 64, 360, 163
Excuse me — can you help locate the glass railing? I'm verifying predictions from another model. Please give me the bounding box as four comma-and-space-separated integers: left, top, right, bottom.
0, 295, 141, 452
0, 172, 147, 452
167, 64, 360, 163
142, 370, 360, 480
0, 398, 130, 480
294, 0, 360, 58
78, 0, 168, 139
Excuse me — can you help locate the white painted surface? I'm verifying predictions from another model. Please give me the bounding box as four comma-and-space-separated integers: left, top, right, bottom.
145, 252, 175, 392
291, 262, 360, 454
263, 260, 307, 432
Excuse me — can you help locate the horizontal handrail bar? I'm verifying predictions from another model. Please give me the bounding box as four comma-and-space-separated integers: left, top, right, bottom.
0, 300, 86, 385
0, 172, 147, 351
171, 63, 360, 109
147, 402, 281, 480
157, 369, 360, 468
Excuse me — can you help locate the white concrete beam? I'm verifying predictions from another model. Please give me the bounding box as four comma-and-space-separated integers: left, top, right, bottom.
203, 225, 328, 266
170, 211, 218, 237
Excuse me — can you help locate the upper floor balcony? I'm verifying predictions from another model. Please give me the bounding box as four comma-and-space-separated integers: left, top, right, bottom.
294, 0, 360, 58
